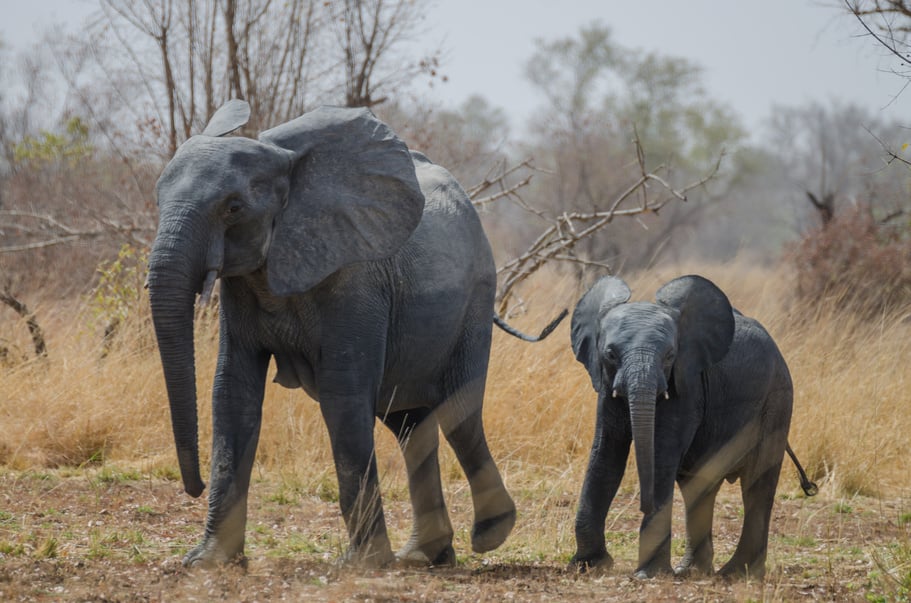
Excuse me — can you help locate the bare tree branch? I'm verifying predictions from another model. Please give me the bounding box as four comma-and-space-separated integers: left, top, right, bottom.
0, 283, 47, 358
0, 210, 151, 254
468, 138, 723, 315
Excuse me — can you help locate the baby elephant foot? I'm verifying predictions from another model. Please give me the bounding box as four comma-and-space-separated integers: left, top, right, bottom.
470, 503, 516, 553
674, 551, 714, 577
570, 550, 614, 574
633, 562, 674, 580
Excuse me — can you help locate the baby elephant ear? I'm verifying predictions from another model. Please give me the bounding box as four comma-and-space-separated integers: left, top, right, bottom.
201, 99, 251, 137
571, 276, 631, 392
656, 275, 735, 397
260, 106, 425, 295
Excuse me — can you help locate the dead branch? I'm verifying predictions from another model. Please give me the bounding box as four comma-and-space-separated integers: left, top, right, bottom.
846, 0, 911, 69
471, 174, 534, 209
467, 158, 538, 199
0, 210, 151, 254
0, 283, 47, 359
806, 191, 836, 227
471, 138, 723, 316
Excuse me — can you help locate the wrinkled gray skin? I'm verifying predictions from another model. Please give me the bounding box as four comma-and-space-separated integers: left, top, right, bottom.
570, 275, 793, 579
147, 101, 516, 568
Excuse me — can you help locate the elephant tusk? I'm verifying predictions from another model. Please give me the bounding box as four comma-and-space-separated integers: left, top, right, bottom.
612, 389, 619, 399
664, 391, 670, 400
198, 270, 218, 307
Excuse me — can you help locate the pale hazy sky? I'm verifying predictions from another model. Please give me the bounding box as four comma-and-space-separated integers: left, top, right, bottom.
3, 0, 909, 137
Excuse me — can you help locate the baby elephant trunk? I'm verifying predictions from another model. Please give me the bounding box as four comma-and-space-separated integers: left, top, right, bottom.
629, 395, 657, 516
616, 352, 666, 517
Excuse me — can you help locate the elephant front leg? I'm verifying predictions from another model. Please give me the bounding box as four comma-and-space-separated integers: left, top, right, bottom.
571, 412, 631, 573
321, 396, 394, 567
675, 474, 721, 576
635, 464, 677, 578
184, 348, 270, 568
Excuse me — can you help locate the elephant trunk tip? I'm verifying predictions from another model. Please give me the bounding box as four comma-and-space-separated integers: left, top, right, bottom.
184, 478, 206, 498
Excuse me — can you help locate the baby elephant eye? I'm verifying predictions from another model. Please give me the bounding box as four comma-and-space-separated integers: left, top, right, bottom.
224, 199, 244, 219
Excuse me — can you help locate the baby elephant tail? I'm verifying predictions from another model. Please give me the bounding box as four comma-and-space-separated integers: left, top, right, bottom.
786, 442, 819, 496
493, 309, 568, 342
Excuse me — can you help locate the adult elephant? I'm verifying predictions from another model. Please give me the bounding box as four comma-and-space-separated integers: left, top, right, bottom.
569, 275, 815, 579
147, 100, 563, 568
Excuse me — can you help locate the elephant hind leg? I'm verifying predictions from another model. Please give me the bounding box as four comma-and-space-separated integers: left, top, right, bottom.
438, 402, 516, 553
380, 408, 455, 567
436, 330, 515, 553
719, 457, 784, 579
436, 368, 516, 553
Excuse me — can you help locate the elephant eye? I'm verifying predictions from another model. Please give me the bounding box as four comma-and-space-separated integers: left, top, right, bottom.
224, 197, 244, 219
604, 346, 619, 366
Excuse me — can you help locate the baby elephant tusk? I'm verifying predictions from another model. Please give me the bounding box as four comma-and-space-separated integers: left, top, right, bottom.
612, 389, 619, 399
198, 270, 218, 307
664, 391, 670, 400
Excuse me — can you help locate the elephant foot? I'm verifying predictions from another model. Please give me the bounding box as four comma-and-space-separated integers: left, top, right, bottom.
182, 541, 247, 569
470, 502, 516, 553
673, 563, 713, 578
633, 562, 673, 580
674, 551, 714, 577
340, 538, 396, 569
718, 559, 765, 581
570, 550, 614, 574
396, 538, 457, 568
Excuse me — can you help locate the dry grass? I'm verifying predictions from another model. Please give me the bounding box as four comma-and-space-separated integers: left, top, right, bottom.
1, 260, 910, 600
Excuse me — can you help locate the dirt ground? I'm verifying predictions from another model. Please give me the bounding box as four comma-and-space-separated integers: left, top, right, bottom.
0, 471, 907, 602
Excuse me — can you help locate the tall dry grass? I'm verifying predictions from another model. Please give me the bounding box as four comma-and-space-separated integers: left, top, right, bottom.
1, 260, 909, 507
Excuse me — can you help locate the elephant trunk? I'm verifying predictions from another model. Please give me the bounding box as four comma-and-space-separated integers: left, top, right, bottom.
629, 391, 657, 516
147, 212, 211, 498
627, 370, 658, 515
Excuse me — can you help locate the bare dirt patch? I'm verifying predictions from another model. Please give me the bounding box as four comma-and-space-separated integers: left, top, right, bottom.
0, 471, 907, 601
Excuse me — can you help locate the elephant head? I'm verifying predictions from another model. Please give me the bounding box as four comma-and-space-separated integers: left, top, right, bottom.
147, 100, 425, 497
571, 275, 734, 515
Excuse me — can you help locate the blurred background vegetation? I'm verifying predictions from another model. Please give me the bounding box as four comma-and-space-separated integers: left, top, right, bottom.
0, 0, 908, 306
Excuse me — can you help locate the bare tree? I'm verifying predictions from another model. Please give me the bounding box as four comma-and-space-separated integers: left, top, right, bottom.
845, 0, 911, 84
332, 0, 440, 108
767, 101, 909, 231
520, 23, 742, 271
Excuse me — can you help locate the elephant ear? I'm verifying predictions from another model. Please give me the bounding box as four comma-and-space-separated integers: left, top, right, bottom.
259, 106, 425, 295
655, 275, 735, 398
201, 99, 250, 137
571, 276, 632, 392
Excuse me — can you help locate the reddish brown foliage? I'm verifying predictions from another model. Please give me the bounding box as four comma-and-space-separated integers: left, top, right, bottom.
790, 204, 911, 320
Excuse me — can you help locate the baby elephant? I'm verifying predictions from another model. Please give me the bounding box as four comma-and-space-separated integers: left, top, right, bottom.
570, 274, 798, 579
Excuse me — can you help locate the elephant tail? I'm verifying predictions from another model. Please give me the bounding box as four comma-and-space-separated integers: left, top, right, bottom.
493, 309, 568, 342
786, 442, 819, 496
